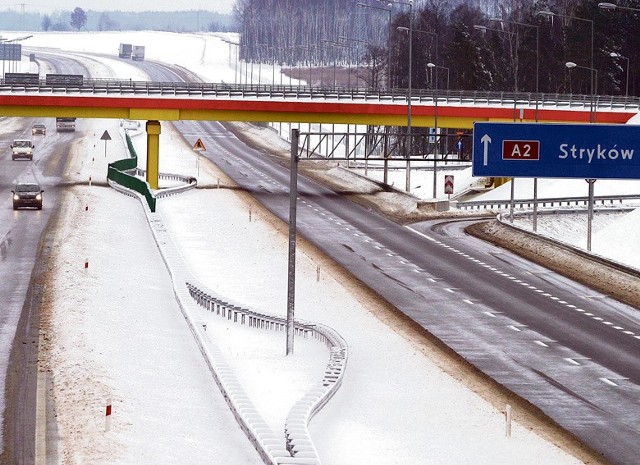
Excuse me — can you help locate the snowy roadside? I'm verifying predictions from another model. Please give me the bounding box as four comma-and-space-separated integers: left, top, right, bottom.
38, 120, 262, 464
34, 116, 595, 463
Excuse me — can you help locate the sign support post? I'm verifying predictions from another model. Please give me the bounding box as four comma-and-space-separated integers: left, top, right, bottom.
587, 179, 596, 251
192, 138, 207, 178
286, 129, 299, 356
100, 130, 111, 158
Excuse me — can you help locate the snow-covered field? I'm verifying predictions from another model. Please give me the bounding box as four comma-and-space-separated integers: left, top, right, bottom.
4, 30, 637, 463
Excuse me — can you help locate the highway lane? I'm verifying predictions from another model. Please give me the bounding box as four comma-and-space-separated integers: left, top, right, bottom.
79, 56, 640, 463
0, 118, 72, 462
0, 55, 94, 462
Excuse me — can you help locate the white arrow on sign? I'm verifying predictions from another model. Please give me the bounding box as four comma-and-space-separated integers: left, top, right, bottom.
481, 134, 492, 166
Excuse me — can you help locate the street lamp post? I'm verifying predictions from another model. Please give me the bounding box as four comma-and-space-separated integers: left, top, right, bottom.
398, 23, 437, 193
427, 62, 447, 199
490, 17, 541, 231
394, 6, 414, 192
566, 61, 599, 252
599, 1, 640, 12
474, 25, 518, 94
339, 36, 371, 89
610, 52, 630, 97
385, 0, 413, 192
566, 61, 598, 122
537, 10, 594, 122
321, 40, 340, 87
490, 17, 539, 120
475, 24, 519, 220
427, 62, 448, 89
357, 2, 393, 90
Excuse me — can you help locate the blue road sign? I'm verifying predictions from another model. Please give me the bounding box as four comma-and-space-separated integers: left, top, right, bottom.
472, 122, 640, 179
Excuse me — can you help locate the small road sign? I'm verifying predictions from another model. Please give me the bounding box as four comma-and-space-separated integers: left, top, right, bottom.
473, 122, 640, 179
502, 140, 539, 160
444, 175, 454, 194
193, 138, 206, 151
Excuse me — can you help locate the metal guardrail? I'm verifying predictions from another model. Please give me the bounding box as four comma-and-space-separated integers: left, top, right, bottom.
1, 76, 639, 111
457, 194, 640, 210
187, 283, 348, 464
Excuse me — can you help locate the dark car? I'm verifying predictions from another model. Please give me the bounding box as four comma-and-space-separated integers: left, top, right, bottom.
12, 183, 43, 210
32, 124, 46, 135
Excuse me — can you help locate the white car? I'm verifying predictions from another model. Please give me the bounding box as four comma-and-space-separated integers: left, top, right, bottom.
11, 139, 35, 160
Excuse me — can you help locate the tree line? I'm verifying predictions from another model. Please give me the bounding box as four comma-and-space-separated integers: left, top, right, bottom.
0, 8, 234, 33
234, 0, 640, 97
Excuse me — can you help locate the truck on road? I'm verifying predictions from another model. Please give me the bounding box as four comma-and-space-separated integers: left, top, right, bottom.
56, 117, 76, 132
118, 43, 132, 59
131, 45, 145, 61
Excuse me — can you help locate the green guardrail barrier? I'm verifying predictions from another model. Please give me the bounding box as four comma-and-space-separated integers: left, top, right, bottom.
107, 132, 156, 212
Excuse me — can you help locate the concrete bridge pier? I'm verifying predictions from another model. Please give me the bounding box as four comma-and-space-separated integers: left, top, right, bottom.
146, 120, 161, 189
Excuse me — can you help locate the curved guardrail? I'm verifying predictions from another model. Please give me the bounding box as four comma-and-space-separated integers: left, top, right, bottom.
1, 77, 639, 111
187, 283, 348, 464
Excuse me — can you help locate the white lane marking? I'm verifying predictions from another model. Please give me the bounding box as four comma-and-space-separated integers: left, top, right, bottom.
599, 378, 619, 387
534, 340, 549, 347
564, 358, 581, 366
406, 226, 637, 340
508, 325, 522, 332
463, 299, 474, 305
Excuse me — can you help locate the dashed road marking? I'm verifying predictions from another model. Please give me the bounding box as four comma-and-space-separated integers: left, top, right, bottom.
599, 378, 619, 387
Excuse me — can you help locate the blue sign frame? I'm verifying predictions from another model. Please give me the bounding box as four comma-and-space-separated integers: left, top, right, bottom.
472, 122, 640, 179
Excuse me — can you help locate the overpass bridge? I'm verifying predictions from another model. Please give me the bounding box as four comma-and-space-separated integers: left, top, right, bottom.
1, 78, 638, 187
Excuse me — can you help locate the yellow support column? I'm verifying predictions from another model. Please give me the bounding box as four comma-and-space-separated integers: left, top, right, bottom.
146, 120, 161, 190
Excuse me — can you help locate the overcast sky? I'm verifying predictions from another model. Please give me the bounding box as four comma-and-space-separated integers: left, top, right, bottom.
22, 1, 235, 15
